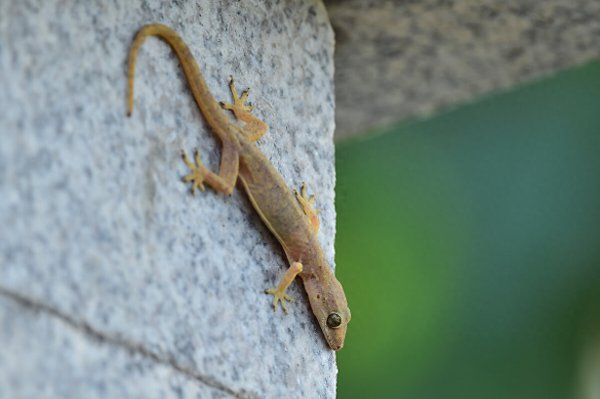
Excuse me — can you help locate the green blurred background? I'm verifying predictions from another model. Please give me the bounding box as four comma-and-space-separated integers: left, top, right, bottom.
335, 59, 600, 398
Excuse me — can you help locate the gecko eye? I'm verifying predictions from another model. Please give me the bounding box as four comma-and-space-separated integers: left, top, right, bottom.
326, 312, 342, 329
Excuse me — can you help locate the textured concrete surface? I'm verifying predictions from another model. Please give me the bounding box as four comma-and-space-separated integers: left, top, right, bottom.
0, 1, 337, 398
327, 0, 600, 139
0, 292, 232, 399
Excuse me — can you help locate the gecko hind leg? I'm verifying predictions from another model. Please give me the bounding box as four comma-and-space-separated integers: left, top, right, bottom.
181, 149, 207, 194
181, 140, 239, 196
220, 76, 268, 142
295, 183, 320, 233
265, 262, 303, 314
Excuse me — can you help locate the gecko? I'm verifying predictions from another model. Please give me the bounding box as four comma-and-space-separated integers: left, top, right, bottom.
126, 24, 350, 350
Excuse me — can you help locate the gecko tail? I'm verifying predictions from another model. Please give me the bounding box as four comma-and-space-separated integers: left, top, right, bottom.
126, 23, 223, 121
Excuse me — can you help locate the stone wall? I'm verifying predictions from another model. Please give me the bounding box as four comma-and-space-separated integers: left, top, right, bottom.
328, 0, 600, 139
0, 1, 338, 398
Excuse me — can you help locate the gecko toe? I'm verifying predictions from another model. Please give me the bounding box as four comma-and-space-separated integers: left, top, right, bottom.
181, 149, 207, 195
265, 287, 293, 314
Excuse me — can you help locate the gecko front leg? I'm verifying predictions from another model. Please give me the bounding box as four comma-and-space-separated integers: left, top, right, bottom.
295, 183, 320, 233
265, 262, 303, 313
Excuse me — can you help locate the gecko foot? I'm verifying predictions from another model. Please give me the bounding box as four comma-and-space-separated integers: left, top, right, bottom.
220, 76, 253, 113
265, 262, 302, 314
220, 76, 268, 142
181, 149, 207, 195
295, 183, 320, 233
265, 287, 294, 314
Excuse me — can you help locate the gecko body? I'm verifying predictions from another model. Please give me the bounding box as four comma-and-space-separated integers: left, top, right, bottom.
127, 24, 350, 350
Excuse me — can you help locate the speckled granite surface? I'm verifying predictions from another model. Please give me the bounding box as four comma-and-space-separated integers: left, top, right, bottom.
327, 0, 600, 139
0, 1, 337, 398
0, 293, 232, 399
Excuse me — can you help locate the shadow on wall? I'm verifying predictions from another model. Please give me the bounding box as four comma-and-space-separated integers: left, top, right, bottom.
335, 59, 600, 399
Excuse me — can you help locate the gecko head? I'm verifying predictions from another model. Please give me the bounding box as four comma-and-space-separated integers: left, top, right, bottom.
304, 273, 351, 351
